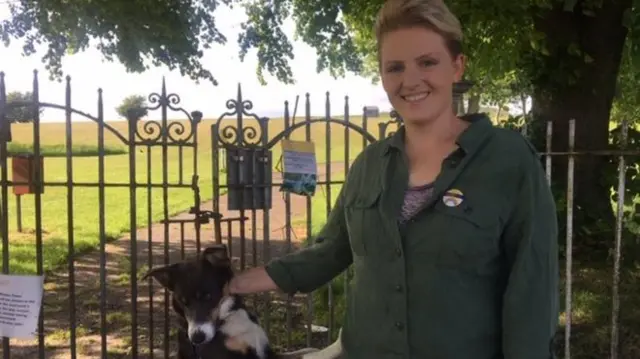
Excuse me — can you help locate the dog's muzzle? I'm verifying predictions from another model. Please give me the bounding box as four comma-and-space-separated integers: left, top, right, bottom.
188, 321, 216, 345
187, 294, 234, 346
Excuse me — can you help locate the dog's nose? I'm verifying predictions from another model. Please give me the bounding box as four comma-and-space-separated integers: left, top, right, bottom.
191, 331, 206, 345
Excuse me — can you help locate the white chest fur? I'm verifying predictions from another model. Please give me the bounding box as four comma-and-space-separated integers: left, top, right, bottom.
218, 296, 270, 359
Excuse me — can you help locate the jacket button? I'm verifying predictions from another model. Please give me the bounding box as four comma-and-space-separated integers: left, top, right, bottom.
395, 248, 402, 257
395, 322, 404, 331
395, 285, 403, 292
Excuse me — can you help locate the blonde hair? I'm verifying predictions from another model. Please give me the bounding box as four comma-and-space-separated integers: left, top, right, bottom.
375, 0, 463, 57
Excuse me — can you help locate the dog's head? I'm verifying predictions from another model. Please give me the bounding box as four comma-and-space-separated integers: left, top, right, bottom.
143, 244, 234, 346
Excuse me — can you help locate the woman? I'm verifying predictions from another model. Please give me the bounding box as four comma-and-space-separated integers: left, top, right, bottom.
229, 0, 559, 358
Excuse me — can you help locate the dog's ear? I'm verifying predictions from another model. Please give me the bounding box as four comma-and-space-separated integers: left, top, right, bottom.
142, 264, 180, 291
202, 244, 230, 267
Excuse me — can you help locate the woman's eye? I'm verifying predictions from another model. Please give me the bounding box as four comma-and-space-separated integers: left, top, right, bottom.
386, 65, 403, 73
421, 60, 437, 67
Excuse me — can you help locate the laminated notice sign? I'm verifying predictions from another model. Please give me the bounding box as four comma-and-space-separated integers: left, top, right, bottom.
0, 274, 44, 339
280, 140, 317, 196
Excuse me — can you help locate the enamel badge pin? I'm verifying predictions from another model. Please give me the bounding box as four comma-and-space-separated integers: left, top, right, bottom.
442, 189, 464, 207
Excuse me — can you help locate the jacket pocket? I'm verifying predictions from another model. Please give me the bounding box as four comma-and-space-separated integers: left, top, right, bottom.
344, 190, 382, 256
432, 199, 501, 269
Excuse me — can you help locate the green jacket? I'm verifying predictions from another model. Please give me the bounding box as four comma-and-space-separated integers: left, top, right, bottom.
266, 114, 559, 359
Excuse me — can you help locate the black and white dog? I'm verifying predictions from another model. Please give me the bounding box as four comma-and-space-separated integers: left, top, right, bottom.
143, 244, 342, 359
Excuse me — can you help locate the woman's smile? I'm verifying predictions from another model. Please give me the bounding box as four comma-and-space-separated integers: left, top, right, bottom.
401, 91, 430, 103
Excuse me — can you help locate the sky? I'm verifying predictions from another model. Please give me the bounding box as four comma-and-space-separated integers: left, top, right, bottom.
0, 2, 392, 123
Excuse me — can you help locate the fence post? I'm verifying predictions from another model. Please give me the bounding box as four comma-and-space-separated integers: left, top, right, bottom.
610, 119, 628, 359
565, 118, 576, 359
15, 195, 21, 232
452, 80, 473, 115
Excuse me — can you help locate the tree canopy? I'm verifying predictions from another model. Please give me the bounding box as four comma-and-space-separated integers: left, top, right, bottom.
1, 0, 233, 85
4, 91, 42, 123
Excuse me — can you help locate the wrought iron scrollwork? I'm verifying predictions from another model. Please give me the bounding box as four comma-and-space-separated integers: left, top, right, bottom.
127, 79, 202, 146
379, 109, 404, 139
214, 84, 268, 149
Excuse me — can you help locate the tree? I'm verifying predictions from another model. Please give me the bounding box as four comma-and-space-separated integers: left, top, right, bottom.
0, 0, 233, 84
5, 91, 43, 123
116, 95, 148, 120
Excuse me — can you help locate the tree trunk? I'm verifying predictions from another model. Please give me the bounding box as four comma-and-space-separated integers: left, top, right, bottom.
531, 0, 631, 260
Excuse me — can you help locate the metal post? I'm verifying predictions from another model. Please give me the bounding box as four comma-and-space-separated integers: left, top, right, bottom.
15, 194, 21, 232
565, 118, 576, 359
610, 120, 628, 359
452, 80, 474, 115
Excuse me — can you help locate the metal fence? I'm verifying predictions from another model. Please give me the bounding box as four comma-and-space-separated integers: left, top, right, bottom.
536, 119, 639, 359
0, 69, 637, 359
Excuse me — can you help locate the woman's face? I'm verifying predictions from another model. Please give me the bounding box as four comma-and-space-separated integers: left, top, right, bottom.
379, 26, 464, 125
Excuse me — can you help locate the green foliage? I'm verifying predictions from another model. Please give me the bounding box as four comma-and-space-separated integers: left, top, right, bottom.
1, 0, 233, 84
238, 0, 294, 85
115, 94, 148, 119
4, 91, 43, 123
611, 1, 640, 124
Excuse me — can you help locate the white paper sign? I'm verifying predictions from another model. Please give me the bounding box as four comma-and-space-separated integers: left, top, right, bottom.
0, 274, 44, 339
283, 150, 317, 174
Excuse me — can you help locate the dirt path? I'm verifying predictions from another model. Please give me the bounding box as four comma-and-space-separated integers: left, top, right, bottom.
2, 162, 346, 359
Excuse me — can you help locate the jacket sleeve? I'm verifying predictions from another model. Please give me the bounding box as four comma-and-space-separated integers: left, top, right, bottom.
501, 147, 560, 359
264, 184, 352, 294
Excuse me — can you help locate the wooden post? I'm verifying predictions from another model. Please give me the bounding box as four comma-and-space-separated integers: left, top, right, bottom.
12, 154, 44, 233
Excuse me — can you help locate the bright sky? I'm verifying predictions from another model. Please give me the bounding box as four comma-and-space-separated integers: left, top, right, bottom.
0, 3, 392, 123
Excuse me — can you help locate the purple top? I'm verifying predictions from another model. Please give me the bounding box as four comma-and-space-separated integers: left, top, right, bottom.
399, 182, 435, 223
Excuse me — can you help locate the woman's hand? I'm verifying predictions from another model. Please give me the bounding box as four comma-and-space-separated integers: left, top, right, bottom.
228, 266, 279, 294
